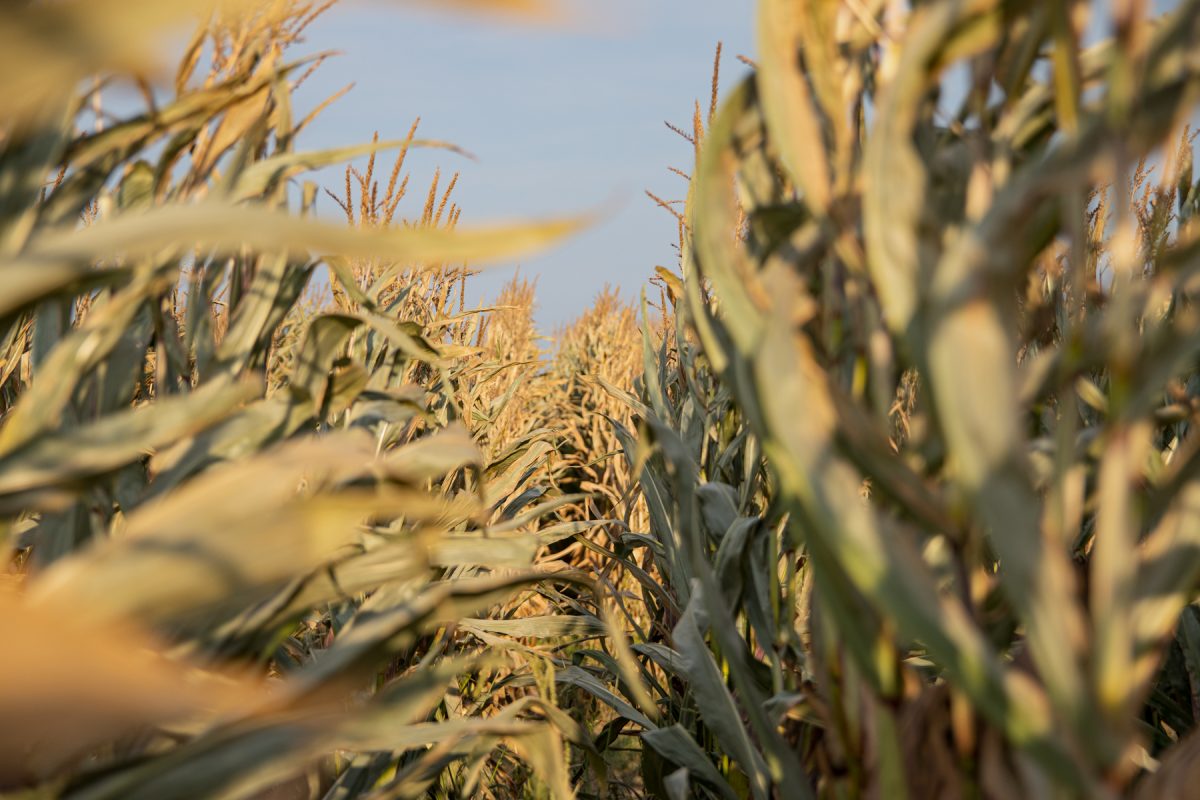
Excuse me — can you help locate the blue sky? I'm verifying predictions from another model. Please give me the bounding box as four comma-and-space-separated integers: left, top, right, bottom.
289, 1, 1189, 329
292, 1, 756, 328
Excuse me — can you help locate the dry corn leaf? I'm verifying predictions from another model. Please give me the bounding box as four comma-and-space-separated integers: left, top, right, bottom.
0, 588, 260, 788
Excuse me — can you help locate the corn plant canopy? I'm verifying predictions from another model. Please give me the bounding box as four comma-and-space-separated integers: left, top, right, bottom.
4, 0, 1200, 798
0, 1, 599, 797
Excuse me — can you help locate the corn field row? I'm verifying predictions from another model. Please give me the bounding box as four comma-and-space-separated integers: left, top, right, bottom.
4, 0, 1200, 797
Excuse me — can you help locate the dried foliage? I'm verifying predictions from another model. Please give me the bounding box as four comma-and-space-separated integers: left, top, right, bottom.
0, 2, 598, 798
7, 1, 1200, 799
580, 3, 1200, 799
